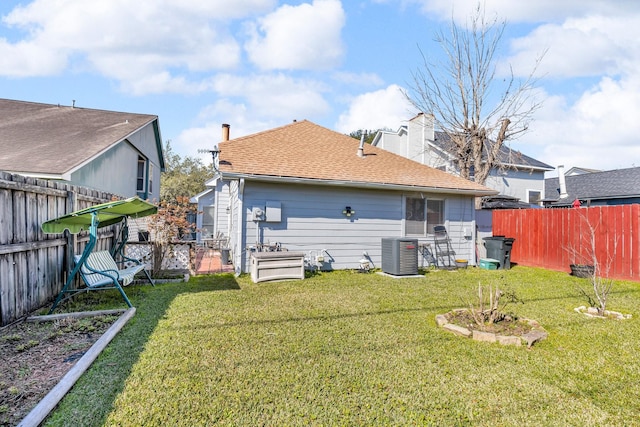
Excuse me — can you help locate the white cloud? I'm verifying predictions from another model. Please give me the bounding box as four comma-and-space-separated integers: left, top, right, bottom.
173, 71, 334, 158
213, 73, 331, 120
244, 0, 345, 70
335, 84, 417, 133
0, 39, 67, 76
332, 71, 384, 87
519, 75, 640, 171
505, 14, 640, 79
173, 99, 281, 160
0, 0, 275, 90
409, 0, 640, 24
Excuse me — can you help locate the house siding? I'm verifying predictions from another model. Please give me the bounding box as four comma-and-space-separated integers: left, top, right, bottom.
442, 196, 477, 263
484, 168, 546, 203
69, 123, 162, 200
70, 141, 139, 198
215, 179, 231, 237
230, 181, 477, 273
228, 179, 241, 272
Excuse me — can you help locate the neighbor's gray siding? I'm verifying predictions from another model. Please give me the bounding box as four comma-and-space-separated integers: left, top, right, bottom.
484, 168, 546, 202
374, 131, 404, 157
70, 141, 138, 198
231, 181, 477, 273
194, 190, 214, 241
127, 122, 162, 169
69, 123, 161, 200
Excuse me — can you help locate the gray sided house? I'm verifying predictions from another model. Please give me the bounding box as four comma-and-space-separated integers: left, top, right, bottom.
196, 120, 496, 274
0, 98, 164, 201
371, 113, 554, 205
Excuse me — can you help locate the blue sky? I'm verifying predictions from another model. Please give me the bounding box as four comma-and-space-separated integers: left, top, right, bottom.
1, 0, 639, 173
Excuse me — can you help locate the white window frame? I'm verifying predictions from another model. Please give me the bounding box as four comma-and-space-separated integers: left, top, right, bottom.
404, 196, 444, 237
136, 155, 147, 193
527, 189, 542, 205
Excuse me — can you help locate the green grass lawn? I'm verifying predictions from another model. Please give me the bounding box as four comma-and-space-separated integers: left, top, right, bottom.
44, 266, 640, 426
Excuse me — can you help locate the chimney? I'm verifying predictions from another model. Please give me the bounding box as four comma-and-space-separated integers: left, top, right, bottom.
557, 165, 568, 199
222, 123, 230, 142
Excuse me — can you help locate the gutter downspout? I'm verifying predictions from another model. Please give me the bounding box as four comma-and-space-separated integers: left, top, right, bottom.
235, 178, 245, 275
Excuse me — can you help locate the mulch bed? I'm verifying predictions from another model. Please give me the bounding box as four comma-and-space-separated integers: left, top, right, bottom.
0, 314, 117, 426
445, 309, 534, 335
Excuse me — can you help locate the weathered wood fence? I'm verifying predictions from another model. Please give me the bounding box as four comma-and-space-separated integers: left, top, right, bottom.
0, 172, 116, 326
493, 205, 640, 281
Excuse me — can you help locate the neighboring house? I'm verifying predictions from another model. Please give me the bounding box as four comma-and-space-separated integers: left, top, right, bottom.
565, 166, 601, 176
371, 113, 554, 205
196, 120, 496, 274
544, 165, 640, 207
0, 98, 164, 201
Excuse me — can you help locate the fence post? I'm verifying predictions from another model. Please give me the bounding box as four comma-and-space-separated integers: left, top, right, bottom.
64, 190, 77, 285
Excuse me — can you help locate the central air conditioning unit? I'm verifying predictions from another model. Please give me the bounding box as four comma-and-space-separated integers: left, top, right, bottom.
381, 237, 419, 276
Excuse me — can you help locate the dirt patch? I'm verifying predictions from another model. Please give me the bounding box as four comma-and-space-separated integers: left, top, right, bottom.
0, 314, 118, 426
444, 309, 533, 335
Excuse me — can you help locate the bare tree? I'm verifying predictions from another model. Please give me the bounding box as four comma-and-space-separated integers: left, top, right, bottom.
567, 209, 617, 315
406, 4, 545, 185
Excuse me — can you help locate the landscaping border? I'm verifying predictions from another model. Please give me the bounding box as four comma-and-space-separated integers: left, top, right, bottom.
17, 308, 136, 427
435, 310, 548, 349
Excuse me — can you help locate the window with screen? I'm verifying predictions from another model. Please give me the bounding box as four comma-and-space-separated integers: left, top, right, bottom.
405, 197, 444, 236
136, 156, 146, 193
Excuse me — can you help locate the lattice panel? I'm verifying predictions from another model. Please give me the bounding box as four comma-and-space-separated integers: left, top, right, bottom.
125, 243, 192, 271
161, 244, 191, 270
125, 245, 153, 270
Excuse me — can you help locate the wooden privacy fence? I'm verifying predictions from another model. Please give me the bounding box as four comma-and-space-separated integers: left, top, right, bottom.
0, 172, 116, 326
493, 205, 640, 281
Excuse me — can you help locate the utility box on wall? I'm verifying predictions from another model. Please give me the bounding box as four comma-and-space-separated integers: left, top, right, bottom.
381, 238, 419, 276
265, 200, 281, 222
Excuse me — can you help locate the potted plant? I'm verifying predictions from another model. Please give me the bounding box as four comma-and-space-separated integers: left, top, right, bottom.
455, 259, 468, 269
569, 263, 594, 278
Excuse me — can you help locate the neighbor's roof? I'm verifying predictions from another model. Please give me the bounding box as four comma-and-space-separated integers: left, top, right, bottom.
217, 120, 497, 195
432, 131, 554, 171
545, 166, 640, 206
0, 98, 160, 177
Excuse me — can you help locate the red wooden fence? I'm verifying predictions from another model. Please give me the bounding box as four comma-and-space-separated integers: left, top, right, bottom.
493, 205, 640, 281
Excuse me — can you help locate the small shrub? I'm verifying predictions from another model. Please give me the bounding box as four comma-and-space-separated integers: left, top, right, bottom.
467, 283, 522, 326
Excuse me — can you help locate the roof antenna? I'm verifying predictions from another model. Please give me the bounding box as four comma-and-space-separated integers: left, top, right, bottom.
198, 146, 221, 172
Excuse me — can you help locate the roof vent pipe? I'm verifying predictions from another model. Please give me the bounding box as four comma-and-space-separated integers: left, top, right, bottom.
557, 165, 568, 199
357, 132, 366, 158
222, 123, 230, 142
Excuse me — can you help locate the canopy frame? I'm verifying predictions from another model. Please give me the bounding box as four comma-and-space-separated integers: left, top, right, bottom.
44, 197, 157, 313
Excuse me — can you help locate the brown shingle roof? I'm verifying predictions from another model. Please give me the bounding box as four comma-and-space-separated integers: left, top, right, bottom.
218, 120, 495, 194
0, 98, 158, 176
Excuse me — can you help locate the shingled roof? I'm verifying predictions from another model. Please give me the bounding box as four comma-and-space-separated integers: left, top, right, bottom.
0, 98, 159, 177
217, 120, 496, 195
432, 131, 553, 171
545, 167, 640, 206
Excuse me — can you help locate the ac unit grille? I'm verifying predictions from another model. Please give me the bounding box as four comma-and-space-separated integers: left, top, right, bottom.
381, 238, 418, 275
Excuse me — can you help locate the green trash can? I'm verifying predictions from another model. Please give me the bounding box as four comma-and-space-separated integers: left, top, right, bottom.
483, 236, 515, 270
503, 238, 515, 270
